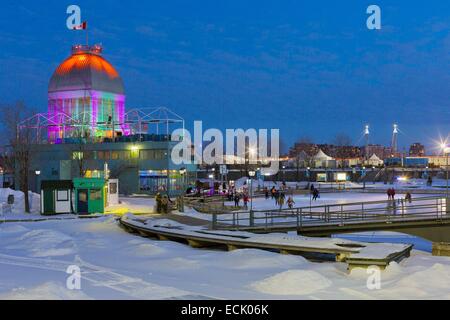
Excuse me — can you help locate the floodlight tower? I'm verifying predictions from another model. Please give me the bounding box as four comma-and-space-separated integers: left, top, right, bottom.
391, 123, 398, 155
364, 124, 370, 159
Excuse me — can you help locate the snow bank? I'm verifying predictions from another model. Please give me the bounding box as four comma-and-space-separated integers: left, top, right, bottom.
6, 229, 77, 257
250, 270, 332, 296
0, 188, 40, 214
0, 282, 91, 300
128, 240, 167, 257
213, 249, 309, 270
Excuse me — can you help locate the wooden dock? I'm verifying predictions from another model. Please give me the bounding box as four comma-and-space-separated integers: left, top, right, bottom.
119, 215, 413, 271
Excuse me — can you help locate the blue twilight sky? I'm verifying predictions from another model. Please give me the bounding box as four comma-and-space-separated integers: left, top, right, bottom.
0, 1, 449, 152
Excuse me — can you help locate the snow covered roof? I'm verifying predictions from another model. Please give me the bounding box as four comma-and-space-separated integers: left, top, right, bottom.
369, 154, 382, 161
313, 149, 333, 161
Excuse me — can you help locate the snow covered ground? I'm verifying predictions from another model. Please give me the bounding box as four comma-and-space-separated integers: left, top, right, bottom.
105, 197, 156, 215
0, 190, 449, 299
0, 217, 449, 299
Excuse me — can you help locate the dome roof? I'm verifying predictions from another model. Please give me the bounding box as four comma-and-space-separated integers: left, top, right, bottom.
48, 45, 124, 95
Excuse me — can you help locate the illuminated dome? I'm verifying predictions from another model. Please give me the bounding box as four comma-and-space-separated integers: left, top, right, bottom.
48, 44, 124, 94
47, 44, 128, 143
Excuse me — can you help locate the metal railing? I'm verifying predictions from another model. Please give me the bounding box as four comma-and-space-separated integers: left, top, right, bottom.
211, 196, 450, 230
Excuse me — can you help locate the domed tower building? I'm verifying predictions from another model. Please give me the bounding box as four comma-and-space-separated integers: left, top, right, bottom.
48, 44, 128, 142
24, 43, 192, 198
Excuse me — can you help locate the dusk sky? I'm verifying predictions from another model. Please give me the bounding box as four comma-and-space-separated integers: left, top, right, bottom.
1, 1, 449, 152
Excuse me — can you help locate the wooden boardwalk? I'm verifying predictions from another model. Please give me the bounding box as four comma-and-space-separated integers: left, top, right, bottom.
120, 215, 413, 271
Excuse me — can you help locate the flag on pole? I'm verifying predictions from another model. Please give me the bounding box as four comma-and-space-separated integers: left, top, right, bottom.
73, 21, 87, 30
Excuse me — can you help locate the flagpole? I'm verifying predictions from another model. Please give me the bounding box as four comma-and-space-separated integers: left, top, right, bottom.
86, 23, 88, 46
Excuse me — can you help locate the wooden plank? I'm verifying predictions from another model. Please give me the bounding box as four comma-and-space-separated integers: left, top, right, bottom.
120, 218, 413, 270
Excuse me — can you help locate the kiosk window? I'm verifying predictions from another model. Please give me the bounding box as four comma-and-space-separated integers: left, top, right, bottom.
90, 189, 102, 200
57, 190, 69, 201
109, 182, 117, 194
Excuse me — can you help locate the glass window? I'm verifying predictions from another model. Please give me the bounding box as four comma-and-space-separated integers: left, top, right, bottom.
139, 150, 151, 160
72, 152, 83, 160
111, 151, 119, 160
97, 151, 110, 160
90, 189, 102, 201
109, 182, 117, 194
57, 190, 69, 201
79, 191, 87, 202
84, 151, 93, 160
154, 150, 164, 160
119, 150, 131, 160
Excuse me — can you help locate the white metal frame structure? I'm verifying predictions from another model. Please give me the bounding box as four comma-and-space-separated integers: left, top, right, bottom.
17, 106, 185, 144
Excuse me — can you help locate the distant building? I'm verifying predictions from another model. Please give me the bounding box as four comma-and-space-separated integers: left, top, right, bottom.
365, 154, 384, 167
312, 149, 336, 168
289, 142, 361, 161
288, 143, 318, 158
409, 143, 425, 157
362, 144, 391, 160
317, 144, 361, 159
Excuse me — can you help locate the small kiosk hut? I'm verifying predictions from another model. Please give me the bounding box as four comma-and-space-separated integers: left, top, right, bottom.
40, 180, 73, 215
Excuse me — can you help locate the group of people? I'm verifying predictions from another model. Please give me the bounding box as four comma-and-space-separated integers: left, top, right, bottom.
386, 188, 396, 200
226, 189, 250, 209
262, 186, 296, 209
155, 193, 171, 214
387, 188, 412, 203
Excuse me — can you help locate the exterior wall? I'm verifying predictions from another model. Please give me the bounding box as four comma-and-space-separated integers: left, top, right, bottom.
29, 141, 196, 196
427, 156, 448, 167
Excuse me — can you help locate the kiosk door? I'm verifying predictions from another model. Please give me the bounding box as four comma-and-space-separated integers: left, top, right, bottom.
77, 189, 89, 213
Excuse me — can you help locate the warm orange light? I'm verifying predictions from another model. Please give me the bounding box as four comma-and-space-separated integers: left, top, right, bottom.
55, 53, 119, 78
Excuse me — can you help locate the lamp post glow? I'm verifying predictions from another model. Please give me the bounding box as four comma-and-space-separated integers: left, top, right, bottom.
35, 170, 41, 193
180, 168, 187, 194
248, 170, 256, 213
441, 144, 450, 200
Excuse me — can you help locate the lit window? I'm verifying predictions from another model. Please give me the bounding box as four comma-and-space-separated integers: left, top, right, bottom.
57, 190, 69, 201
90, 189, 102, 201
72, 152, 83, 160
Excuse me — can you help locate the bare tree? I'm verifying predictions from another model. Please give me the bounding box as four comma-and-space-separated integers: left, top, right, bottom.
333, 133, 352, 147
0, 101, 34, 213
296, 136, 313, 145
333, 133, 352, 168
291, 136, 315, 180
68, 127, 90, 178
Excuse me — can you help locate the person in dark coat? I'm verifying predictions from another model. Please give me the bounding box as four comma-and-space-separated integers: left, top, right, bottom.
274, 190, 280, 206
234, 193, 241, 207
264, 187, 269, 200
405, 192, 412, 203
312, 188, 320, 201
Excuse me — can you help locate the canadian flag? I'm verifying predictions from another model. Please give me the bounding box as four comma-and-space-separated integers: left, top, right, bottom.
73, 21, 87, 30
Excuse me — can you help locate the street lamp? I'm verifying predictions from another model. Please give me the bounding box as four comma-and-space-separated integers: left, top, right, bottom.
441, 144, 450, 199
35, 170, 41, 194
180, 168, 187, 194
362, 166, 366, 189
248, 170, 256, 212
